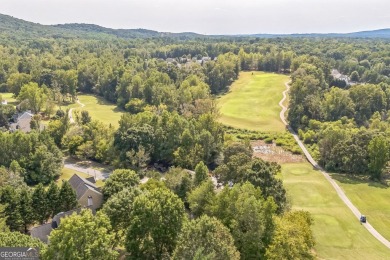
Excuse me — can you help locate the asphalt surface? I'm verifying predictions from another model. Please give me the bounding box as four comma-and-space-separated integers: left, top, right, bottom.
279, 82, 390, 249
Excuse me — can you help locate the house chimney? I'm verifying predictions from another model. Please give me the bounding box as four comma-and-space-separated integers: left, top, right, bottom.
88, 196, 93, 207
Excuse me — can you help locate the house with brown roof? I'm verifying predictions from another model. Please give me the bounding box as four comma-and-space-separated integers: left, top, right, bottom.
68, 174, 103, 210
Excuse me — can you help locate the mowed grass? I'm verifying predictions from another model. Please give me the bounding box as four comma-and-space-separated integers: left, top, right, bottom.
217, 72, 289, 132
59, 168, 104, 187
280, 163, 390, 259
331, 174, 390, 242
0, 92, 18, 106
74, 94, 124, 128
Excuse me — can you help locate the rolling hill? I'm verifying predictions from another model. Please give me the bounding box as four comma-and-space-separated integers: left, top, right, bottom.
0, 13, 390, 40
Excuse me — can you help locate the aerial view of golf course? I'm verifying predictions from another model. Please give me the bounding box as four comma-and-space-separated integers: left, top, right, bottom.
218, 71, 390, 259
2, 2, 390, 258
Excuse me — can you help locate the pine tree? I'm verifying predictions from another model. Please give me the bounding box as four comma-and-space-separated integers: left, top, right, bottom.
46, 182, 60, 217
4, 192, 23, 231
58, 181, 78, 212
18, 189, 34, 233
31, 184, 49, 224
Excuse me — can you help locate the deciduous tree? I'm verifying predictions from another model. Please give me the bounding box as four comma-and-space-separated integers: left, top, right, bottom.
172, 215, 240, 260
103, 169, 140, 200
126, 187, 185, 259
43, 209, 118, 260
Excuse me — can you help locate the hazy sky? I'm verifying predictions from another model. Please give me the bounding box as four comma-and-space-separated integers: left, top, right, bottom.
1, 0, 390, 34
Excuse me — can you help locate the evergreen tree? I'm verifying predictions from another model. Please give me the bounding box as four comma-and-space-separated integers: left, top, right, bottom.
19, 189, 34, 233
194, 161, 208, 186
31, 184, 48, 224
3, 189, 23, 231
46, 182, 60, 217
58, 181, 78, 212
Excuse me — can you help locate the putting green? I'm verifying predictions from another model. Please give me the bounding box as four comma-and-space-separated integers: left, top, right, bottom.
217, 72, 289, 132
281, 163, 390, 259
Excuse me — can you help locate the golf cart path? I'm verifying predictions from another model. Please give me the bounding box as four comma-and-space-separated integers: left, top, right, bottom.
279, 82, 390, 249
68, 99, 85, 124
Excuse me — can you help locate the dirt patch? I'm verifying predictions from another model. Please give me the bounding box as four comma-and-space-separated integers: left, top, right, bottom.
251, 140, 305, 164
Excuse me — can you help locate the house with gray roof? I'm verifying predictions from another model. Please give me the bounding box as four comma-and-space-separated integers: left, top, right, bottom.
31, 207, 95, 243
9, 111, 34, 133
68, 174, 103, 210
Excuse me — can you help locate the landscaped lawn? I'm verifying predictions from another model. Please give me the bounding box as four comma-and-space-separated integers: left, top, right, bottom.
280, 163, 390, 259
331, 173, 390, 242
0, 92, 18, 106
74, 94, 124, 128
217, 71, 289, 132
59, 168, 104, 187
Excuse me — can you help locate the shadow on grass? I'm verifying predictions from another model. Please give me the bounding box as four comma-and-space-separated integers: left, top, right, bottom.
329, 173, 389, 189
64, 157, 113, 174
87, 95, 125, 114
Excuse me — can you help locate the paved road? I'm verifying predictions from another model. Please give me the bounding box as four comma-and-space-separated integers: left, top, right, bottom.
64, 159, 111, 180
68, 100, 85, 124
280, 82, 390, 249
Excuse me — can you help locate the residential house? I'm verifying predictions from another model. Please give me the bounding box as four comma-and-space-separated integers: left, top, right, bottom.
1, 100, 7, 105
68, 174, 103, 210
31, 207, 95, 243
202, 56, 211, 62
9, 111, 34, 133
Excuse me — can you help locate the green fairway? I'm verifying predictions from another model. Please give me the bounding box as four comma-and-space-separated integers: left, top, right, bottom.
280, 163, 390, 259
217, 72, 289, 132
74, 94, 124, 128
331, 174, 390, 242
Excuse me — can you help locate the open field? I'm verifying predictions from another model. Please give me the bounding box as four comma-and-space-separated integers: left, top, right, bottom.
0, 92, 18, 106
331, 174, 390, 242
280, 163, 390, 259
217, 72, 289, 132
74, 94, 124, 128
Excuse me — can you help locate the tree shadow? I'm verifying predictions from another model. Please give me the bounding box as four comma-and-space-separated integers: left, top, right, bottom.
330, 173, 389, 189
64, 157, 113, 174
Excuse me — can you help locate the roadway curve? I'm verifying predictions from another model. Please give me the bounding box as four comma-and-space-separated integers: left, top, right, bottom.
280, 82, 390, 249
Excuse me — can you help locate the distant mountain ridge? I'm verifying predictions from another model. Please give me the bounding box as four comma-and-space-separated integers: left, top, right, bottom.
1, 13, 390, 39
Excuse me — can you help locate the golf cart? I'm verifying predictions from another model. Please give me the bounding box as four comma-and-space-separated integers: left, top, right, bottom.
360, 215, 366, 223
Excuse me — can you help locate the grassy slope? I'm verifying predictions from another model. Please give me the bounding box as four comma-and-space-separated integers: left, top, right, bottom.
217, 72, 289, 132
281, 163, 390, 259
331, 174, 390, 242
74, 94, 124, 128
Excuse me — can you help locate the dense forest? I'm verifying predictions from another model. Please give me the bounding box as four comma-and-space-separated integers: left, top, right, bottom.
0, 13, 390, 259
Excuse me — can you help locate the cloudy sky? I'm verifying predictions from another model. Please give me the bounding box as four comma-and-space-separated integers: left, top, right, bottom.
1, 0, 390, 34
